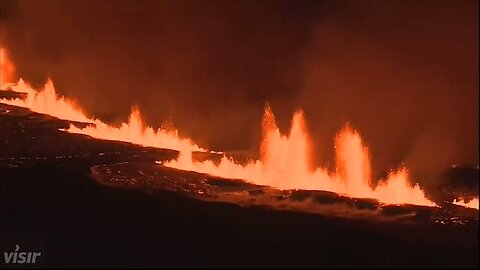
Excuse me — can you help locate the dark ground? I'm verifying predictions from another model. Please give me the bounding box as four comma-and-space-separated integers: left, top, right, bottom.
0, 100, 478, 268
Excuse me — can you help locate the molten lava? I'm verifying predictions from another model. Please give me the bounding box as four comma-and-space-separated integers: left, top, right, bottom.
165, 106, 436, 206
0, 49, 203, 152
0, 48, 15, 89
67, 107, 204, 152
1, 47, 474, 208
1, 79, 202, 152
3, 79, 92, 123
453, 198, 479, 209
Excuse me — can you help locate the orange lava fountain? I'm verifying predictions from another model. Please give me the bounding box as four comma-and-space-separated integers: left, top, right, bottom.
0, 47, 442, 207
453, 198, 479, 209
165, 106, 436, 206
0, 48, 203, 152
67, 107, 204, 152
2, 78, 92, 123
0, 48, 15, 89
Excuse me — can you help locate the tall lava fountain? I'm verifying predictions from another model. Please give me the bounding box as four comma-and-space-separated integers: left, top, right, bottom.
165, 105, 435, 206
1, 47, 467, 207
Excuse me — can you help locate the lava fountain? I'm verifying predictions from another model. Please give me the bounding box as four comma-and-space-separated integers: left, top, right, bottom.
0, 48, 203, 152
2, 78, 92, 123
1, 47, 473, 207
67, 106, 205, 152
453, 198, 479, 209
165, 106, 436, 206
0, 48, 15, 89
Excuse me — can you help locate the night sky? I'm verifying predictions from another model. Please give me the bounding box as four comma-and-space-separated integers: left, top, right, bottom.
0, 0, 478, 184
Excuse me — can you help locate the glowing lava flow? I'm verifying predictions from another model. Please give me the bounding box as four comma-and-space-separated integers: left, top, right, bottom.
0, 48, 203, 152
0, 48, 15, 89
0, 47, 440, 207
453, 198, 479, 209
67, 107, 205, 152
2, 79, 93, 123
165, 106, 436, 206
1, 79, 203, 152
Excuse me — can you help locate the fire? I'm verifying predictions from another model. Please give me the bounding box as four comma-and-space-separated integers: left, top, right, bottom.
0, 47, 443, 207
165, 105, 436, 206
67, 107, 205, 152
2, 79, 92, 123
334, 126, 372, 198
0, 48, 15, 88
1, 78, 203, 152
453, 198, 479, 209
0, 48, 203, 152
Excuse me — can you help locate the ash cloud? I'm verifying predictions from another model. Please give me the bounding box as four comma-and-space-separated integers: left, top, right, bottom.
0, 0, 477, 184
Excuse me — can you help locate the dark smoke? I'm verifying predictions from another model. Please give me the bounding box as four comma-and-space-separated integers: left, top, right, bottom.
0, 0, 478, 185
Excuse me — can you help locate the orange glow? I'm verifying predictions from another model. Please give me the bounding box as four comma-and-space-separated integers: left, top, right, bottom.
67, 107, 205, 152
374, 169, 435, 206
334, 126, 372, 198
453, 198, 479, 209
2, 79, 92, 123
0, 48, 203, 152
0, 48, 15, 88
0, 47, 437, 206
1, 79, 203, 152
165, 106, 436, 207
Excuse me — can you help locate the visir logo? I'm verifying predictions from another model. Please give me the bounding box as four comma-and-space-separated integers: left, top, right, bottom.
3, 245, 41, 264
